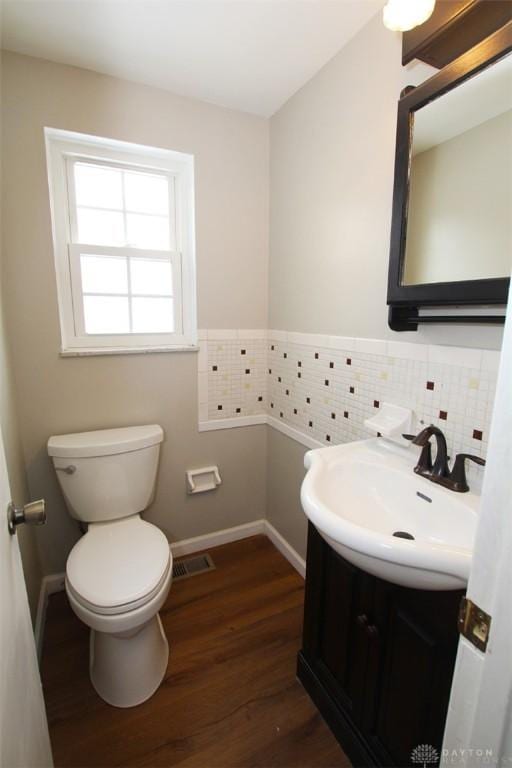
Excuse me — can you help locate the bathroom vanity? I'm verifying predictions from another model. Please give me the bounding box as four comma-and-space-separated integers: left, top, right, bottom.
298, 523, 463, 768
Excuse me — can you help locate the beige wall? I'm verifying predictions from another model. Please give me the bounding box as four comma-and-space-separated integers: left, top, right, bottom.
0, 237, 43, 622
267, 13, 505, 554
266, 427, 308, 560
0, 309, 43, 623
1, 51, 269, 575
405, 110, 512, 285
269, 13, 504, 351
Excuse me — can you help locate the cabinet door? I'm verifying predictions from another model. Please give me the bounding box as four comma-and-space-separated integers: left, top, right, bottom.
372, 587, 462, 767
302, 525, 365, 715
300, 531, 462, 768
318, 543, 359, 684
342, 567, 375, 726
301, 521, 326, 657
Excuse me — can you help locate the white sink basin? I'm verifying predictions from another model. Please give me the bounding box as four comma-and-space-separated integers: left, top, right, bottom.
301, 437, 479, 590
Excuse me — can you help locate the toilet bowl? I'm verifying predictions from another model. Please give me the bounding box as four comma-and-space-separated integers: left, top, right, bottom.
48, 424, 170, 708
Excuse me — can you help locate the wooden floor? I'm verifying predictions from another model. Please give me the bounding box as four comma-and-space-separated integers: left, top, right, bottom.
41, 535, 348, 768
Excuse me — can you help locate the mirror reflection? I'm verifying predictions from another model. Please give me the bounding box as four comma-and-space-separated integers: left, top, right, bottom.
403, 53, 512, 286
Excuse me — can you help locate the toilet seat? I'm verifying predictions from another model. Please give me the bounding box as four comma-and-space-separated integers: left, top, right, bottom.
66, 515, 171, 615
66, 559, 171, 615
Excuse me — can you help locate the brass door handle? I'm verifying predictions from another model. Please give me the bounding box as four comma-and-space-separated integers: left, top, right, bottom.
8, 499, 46, 535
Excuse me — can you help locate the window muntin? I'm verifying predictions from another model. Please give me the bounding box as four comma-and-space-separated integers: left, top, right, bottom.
45, 129, 196, 353
70, 160, 175, 251
68, 159, 177, 337
70, 245, 177, 336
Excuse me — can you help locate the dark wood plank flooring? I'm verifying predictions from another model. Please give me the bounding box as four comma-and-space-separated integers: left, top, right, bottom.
41, 535, 348, 768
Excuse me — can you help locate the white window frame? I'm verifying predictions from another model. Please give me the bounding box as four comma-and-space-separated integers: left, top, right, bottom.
45, 128, 197, 354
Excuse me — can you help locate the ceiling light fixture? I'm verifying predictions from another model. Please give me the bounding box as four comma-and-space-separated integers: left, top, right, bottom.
383, 0, 436, 32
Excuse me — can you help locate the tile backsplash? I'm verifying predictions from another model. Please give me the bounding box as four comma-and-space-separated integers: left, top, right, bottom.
198, 329, 500, 488
207, 336, 266, 419
198, 330, 267, 423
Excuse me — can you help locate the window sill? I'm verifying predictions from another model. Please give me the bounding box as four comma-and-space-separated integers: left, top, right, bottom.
60, 344, 199, 357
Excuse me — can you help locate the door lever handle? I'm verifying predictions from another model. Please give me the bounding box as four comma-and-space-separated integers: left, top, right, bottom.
8, 499, 46, 535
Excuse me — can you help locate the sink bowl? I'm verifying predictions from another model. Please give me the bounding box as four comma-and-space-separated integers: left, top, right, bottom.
300, 437, 479, 590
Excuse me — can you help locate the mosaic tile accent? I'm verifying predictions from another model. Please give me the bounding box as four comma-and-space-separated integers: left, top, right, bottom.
198, 330, 267, 421
198, 329, 501, 488
266, 334, 498, 489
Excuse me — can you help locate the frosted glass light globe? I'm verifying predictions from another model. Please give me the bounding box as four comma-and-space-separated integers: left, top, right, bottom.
383, 0, 436, 32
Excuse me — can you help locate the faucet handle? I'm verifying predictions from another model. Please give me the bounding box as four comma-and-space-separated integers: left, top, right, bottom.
449, 453, 486, 493
402, 434, 416, 441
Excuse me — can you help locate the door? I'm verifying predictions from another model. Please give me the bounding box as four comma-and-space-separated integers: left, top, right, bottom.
0, 428, 53, 767
443, 289, 512, 761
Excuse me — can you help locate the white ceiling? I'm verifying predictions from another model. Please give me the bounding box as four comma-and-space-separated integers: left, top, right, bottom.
0, 0, 381, 117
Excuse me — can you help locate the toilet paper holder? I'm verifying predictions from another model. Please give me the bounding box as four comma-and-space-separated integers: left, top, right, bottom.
186, 466, 222, 494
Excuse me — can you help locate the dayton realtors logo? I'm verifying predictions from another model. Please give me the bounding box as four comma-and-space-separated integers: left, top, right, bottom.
411, 744, 440, 768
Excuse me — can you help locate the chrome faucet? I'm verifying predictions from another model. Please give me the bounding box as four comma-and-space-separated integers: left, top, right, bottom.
403, 426, 485, 492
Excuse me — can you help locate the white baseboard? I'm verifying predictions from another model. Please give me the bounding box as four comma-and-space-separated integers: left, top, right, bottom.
35, 519, 305, 661
171, 519, 306, 578
34, 572, 66, 663
170, 520, 265, 557
264, 521, 306, 578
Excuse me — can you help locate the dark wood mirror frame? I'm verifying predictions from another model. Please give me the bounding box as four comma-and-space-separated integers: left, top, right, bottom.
387, 22, 512, 332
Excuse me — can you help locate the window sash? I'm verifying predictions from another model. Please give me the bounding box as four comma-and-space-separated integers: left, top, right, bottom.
45, 128, 196, 353
68, 243, 183, 347
66, 156, 177, 252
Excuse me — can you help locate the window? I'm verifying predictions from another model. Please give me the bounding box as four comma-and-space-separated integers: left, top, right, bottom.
46, 129, 196, 353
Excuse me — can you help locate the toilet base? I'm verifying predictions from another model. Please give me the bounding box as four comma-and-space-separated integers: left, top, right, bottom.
89, 613, 169, 708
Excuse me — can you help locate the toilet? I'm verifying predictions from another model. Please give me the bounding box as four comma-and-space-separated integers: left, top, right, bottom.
47, 424, 171, 708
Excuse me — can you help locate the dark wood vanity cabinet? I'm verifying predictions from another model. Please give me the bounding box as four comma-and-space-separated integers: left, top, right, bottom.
298, 524, 463, 768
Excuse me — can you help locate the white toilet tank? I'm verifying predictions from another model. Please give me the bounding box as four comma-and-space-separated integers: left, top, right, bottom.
48, 425, 164, 523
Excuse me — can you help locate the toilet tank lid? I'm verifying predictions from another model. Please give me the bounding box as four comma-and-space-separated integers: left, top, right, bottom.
47, 424, 164, 458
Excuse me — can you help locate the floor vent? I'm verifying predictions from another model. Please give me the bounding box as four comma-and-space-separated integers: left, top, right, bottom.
172, 553, 215, 581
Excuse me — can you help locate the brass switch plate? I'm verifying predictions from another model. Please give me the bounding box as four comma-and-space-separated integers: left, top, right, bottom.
458, 597, 491, 652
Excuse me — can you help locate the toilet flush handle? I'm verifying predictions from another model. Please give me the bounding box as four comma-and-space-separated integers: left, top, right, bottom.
55, 465, 76, 475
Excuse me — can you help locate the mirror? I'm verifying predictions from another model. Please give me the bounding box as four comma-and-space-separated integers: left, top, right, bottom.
387, 23, 512, 331
403, 53, 512, 286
